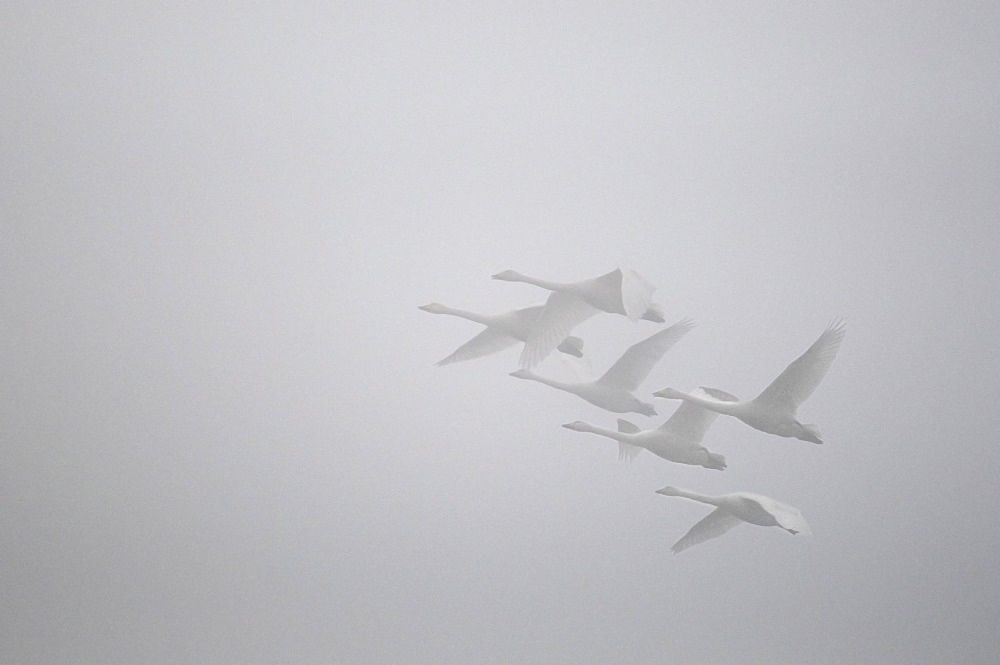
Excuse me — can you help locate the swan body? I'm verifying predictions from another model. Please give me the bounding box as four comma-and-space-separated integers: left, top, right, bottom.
509, 318, 695, 416
561, 389, 726, 469
492, 267, 665, 368
418, 303, 584, 366
653, 320, 846, 443
656, 486, 811, 553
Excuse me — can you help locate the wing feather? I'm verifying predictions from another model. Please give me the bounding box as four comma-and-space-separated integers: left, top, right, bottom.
436, 329, 519, 365
519, 291, 599, 368
671, 509, 744, 554
598, 318, 695, 391
655, 389, 721, 444
752, 320, 846, 411
618, 267, 656, 321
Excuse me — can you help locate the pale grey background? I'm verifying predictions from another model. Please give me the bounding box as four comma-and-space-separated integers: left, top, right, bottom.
2, 3, 998, 664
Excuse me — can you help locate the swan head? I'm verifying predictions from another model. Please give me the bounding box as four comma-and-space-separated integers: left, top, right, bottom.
492, 270, 525, 282
641, 303, 666, 323
509, 369, 534, 379
655, 486, 682, 497
562, 421, 592, 432
418, 303, 448, 314
796, 422, 823, 445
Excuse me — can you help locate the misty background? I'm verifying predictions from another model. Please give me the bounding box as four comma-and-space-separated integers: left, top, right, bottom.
2, 3, 998, 663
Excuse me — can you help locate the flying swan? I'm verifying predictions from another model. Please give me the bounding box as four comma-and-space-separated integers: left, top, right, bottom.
653, 320, 846, 444
562, 388, 726, 469
418, 303, 584, 365
509, 318, 695, 416
655, 486, 811, 554
492, 267, 665, 368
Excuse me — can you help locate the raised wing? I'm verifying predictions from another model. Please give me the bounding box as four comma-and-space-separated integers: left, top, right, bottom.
436, 328, 518, 366
745, 493, 812, 535
619, 267, 656, 321
598, 318, 695, 391
655, 388, 721, 445
519, 291, 599, 368
671, 508, 744, 554
752, 320, 846, 412
615, 418, 643, 461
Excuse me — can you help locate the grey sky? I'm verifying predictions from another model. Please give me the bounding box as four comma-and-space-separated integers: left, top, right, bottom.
3, 3, 999, 663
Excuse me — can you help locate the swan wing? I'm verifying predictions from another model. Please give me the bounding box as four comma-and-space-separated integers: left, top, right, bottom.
436, 328, 519, 365
752, 320, 846, 411
745, 493, 812, 535
619, 267, 656, 321
671, 509, 744, 554
598, 318, 695, 391
618, 442, 644, 462
519, 291, 599, 368
655, 390, 721, 445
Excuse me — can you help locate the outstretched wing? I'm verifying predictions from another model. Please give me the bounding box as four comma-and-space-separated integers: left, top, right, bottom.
752, 320, 847, 412
655, 388, 721, 445
598, 318, 695, 391
619, 267, 657, 321
436, 328, 518, 365
671, 508, 744, 554
519, 291, 599, 368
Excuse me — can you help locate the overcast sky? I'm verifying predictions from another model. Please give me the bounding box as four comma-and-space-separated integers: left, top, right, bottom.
3, 2, 999, 664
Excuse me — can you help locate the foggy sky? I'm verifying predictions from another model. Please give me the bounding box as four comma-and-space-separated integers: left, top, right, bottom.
3, 3, 999, 664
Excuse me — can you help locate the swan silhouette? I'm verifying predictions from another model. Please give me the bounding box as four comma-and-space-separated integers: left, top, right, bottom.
653, 320, 846, 444
509, 318, 695, 416
656, 486, 811, 553
492, 267, 665, 368
418, 303, 584, 366
562, 389, 726, 469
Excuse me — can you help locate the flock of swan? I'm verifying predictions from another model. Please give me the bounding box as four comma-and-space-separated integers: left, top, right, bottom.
421, 267, 846, 553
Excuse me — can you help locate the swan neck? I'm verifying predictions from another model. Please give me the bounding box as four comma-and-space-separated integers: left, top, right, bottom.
438, 306, 490, 325
581, 424, 626, 441
671, 489, 721, 506
516, 274, 567, 291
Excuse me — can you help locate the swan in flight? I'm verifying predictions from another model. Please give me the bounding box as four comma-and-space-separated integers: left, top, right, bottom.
418, 303, 584, 366
509, 318, 695, 416
562, 389, 726, 469
492, 267, 665, 368
655, 486, 811, 554
653, 320, 846, 444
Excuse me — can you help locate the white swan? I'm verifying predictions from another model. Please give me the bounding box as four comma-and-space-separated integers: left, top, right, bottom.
562, 389, 726, 469
509, 318, 695, 416
491, 267, 665, 368
418, 303, 584, 366
655, 486, 811, 554
653, 320, 846, 444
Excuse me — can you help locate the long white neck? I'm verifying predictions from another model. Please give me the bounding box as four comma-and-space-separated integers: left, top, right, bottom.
426, 305, 492, 326
573, 422, 630, 443
504, 272, 569, 293
658, 486, 722, 507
